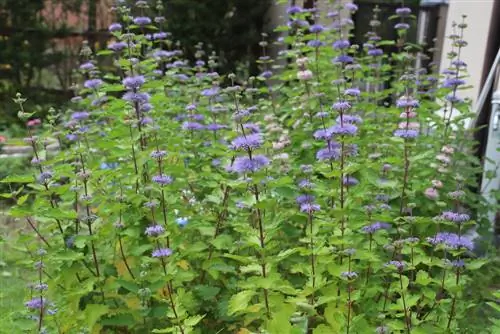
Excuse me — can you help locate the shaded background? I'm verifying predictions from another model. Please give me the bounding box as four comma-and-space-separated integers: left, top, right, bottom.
0, 0, 273, 133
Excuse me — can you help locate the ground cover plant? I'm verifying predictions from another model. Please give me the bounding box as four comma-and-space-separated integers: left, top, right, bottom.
2, 0, 499, 333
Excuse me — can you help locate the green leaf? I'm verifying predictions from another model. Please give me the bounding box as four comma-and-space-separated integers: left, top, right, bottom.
467, 259, 488, 270
228, 290, 255, 315
267, 304, 294, 334
415, 270, 431, 286
100, 313, 137, 326
82, 304, 109, 329
17, 194, 29, 205
116, 279, 140, 293
1, 175, 34, 183
195, 285, 221, 301
72, 235, 87, 249
212, 234, 233, 250
38, 207, 77, 219
223, 254, 252, 264
185, 314, 205, 327
377, 40, 396, 46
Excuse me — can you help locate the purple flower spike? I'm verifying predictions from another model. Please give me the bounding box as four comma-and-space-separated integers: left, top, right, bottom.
344, 3, 358, 11
108, 42, 127, 52
330, 123, 358, 136
394, 129, 419, 138
427, 232, 474, 251
84, 79, 103, 90
123, 92, 150, 104
205, 123, 227, 131
109, 22, 122, 32
201, 87, 219, 97
150, 151, 167, 160
123, 75, 145, 90
361, 222, 391, 233
332, 101, 351, 111
259, 70, 273, 79
341, 271, 358, 279
333, 55, 354, 64
396, 7, 412, 16
229, 155, 270, 174
441, 211, 471, 224
308, 40, 325, 48
445, 259, 465, 268
344, 88, 361, 97
396, 97, 419, 108
79, 62, 95, 71
152, 248, 172, 258
333, 39, 351, 50
343, 176, 359, 186
313, 128, 333, 140
310, 24, 324, 33
395, 23, 410, 30
385, 260, 405, 270
287, 5, 302, 15
298, 179, 314, 189
230, 133, 263, 150
442, 78, 466, 88
452, 59, 467, 68
133, 16, 152, 26
336, 114, 362, 124
145, 224, 165, 237
300, 203, 321, 213
368, 48, 384, 57
71, 111, 90, 121
152, 174, 173, 186
316, 147, 341, 161
25, 297, 46, 310
296, 194, 315, 205
243, 123, 260, 133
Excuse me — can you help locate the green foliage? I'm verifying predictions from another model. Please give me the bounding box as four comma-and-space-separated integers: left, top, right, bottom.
1, 2, 499, 334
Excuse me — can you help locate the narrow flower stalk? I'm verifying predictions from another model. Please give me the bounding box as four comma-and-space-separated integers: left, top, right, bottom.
229, 80, 271, 317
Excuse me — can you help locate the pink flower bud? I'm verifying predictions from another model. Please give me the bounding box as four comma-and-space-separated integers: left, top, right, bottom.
264, 115, 275, 122
436, 154, 451, 164
272, 142, 285, 150
398, 122, 420, 129
424, 187, 439, 200
400, 111, 417, 119
296, 57, 309, 67
438, 166, 449, 173
431, 180, 443, 188
441, 145, 454, 154
27, 119, 42, 127
297, 70, 313, 81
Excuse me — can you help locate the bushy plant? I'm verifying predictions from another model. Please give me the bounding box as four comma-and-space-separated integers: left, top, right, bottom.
3, 1, 499, 333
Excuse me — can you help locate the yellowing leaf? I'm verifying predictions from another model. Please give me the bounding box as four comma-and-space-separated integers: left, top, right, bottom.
246, 304, 262, 313
125, 296, 142, 309
115, 257, 136, 276
177, 259, 190, 270
237, 328, 252, 334
228, 290, 255, 315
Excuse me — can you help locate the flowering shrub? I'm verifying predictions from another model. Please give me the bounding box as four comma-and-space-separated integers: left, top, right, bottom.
3, 1, 499, 333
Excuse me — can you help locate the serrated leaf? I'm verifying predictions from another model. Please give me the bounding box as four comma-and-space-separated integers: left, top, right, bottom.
82, 304, 109, 329
185, 314, 205, 327
228, 290, 255, 315
415, 270, 431, 286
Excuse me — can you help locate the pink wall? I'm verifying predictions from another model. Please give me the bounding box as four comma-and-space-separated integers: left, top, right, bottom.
42, 0, 114, 32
